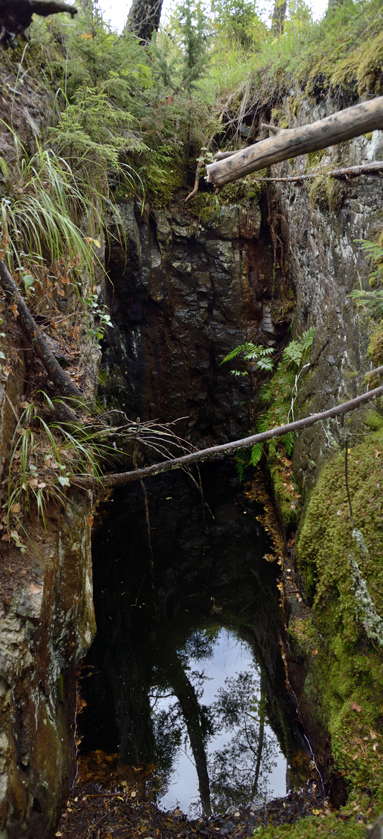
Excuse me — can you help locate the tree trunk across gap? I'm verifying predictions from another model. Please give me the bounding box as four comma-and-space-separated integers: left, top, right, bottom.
206, 97, 383, 188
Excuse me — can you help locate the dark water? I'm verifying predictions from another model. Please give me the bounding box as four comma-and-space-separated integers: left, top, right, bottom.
80, 462, 309, 815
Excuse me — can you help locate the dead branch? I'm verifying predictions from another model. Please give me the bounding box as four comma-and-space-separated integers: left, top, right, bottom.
258, 160, 383, 183
260, 123, 281, 135
0, 260, 83, 402
73, 377, 383, 489
206, 97, 383, 187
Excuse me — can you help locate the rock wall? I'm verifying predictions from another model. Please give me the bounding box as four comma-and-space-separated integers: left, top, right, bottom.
0, 495, 96, 839
269, 95, 383, 492
101, 196, 290, 445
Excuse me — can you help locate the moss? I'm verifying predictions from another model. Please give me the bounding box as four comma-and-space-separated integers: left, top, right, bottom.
308, 174, 346, 214
368, 321, 383, 366
295, 428, 383, 800
356, 29, 383, 96
257, 359, 301, 529
305, 149, 326, 170
252, 811, 366, 839
220, 173, 265, 203
269, 457, 300, 529
187, 192, 221, 221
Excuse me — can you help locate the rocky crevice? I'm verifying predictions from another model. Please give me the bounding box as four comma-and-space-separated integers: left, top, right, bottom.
101, 195, 290, 444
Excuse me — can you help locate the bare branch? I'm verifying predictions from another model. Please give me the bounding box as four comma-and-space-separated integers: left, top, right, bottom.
73, 377, 383, 488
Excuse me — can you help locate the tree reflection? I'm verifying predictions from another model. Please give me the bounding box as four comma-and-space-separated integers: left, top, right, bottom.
152, 634, 216, 815
209, 670, 279, 810
150, 629, 282, 815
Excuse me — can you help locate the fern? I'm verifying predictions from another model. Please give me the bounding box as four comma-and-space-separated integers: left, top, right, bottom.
349, 288, 383, 318
250, 442, 263, 466
221, 342, 274, 373
283, 327, 315, 370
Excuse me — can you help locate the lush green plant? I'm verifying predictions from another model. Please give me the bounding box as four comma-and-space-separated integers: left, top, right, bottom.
6, 395, 114, 540
84, 293, 114, 341
349, 238, 383, 317
0, 138, 96, 278
210, 0, 266, 48
282, 326, 315, 370
221, 342, 275, 373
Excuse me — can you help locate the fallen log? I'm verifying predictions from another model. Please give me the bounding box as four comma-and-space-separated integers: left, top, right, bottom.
206, 97, 383, 188
73, 376, 383, 488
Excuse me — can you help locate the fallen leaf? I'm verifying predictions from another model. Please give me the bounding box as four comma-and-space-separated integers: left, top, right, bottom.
350, 702, 362, 712
10, 503, 21, 513
87, 515, 94, 527
370, 730, 377, 740
30, 584, 42, 595
1, 533, 10, 541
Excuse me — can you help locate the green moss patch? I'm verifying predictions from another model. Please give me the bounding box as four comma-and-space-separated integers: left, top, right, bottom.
252, 810, 366, 839
258, 360, 301, 529
295, 428, 383, 803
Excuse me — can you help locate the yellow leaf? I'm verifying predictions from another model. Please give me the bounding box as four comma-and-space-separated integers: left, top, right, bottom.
312, 809, 320, 815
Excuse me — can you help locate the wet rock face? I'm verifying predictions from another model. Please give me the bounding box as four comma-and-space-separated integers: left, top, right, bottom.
102, 197, 282, 444
0, 494, 96, 839
271, 96, 383, 490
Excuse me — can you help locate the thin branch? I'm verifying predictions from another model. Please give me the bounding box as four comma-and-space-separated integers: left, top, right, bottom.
260, 161, 383, 182
0, 260, 83, 403
260, 123, 281, 135
73, 378, 383, 489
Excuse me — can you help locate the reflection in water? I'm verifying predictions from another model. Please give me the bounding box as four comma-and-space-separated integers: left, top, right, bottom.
81, 464, 310, 816
151, 628, 287, 815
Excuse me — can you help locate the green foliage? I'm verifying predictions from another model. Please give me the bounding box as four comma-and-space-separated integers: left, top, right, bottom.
221, 342, 274, 373
350, 287, 383, 319
296, 428, 383, 803
250, 442, 263, 466
252, 809, 366, 838
169, 0, 210, 93
210, 0, 266, 48
282, 327, 315, 370
349, 238, 383, 370
84, 293, 114, 341
0, 139, 96, 278
6, 395, 114, 544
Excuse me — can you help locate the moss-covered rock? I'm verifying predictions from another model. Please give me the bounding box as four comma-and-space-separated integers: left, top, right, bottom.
294, 427, 383, 804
